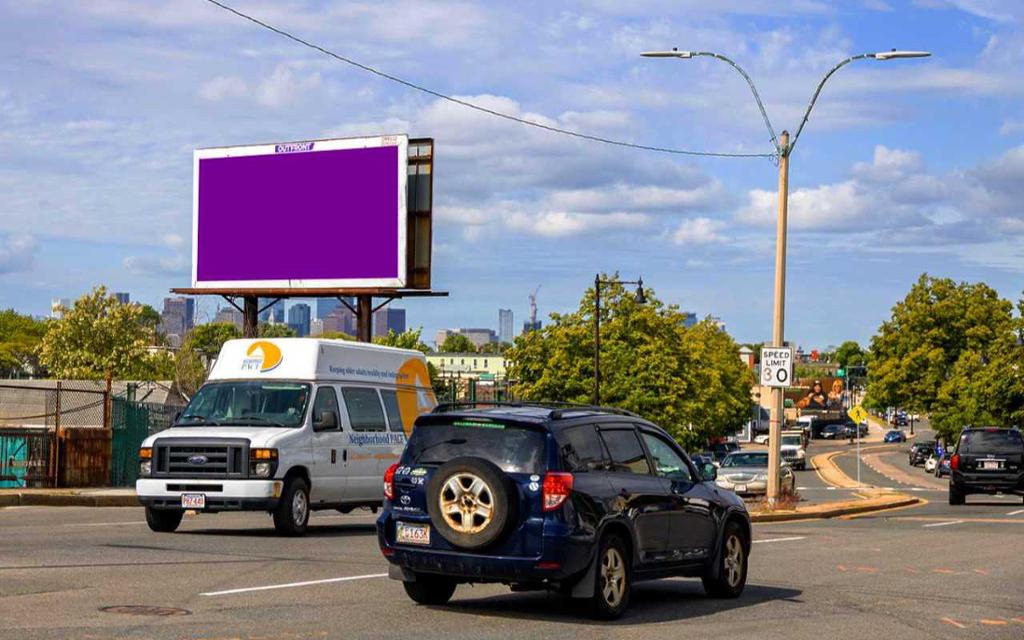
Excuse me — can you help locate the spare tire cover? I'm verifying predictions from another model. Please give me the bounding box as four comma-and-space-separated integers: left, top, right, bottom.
426, 457, 516, 550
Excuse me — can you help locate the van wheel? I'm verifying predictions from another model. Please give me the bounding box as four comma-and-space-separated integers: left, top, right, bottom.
402, 573, 457, 605
590, 534, 631, 620
703, 521, 748, 598
274, 478, 310, 536
145, 507, 183, 533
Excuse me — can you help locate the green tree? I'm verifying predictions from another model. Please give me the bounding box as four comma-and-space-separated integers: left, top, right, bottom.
259, 323, 296, 338
38, 286, 152, 380
867, 275, 1017, 440
374, 328, 430, 353
478, 341, 509, 354
320, 331, 355, 341
0, 309, 47, 377
506, 277, 754, 450
834, 341, 865, 368
185, 323, 241, 359
440, 333, 478, 353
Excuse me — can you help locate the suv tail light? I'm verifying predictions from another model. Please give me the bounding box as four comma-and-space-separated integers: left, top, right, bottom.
384, 463, 399, 501
542, 472, 573, 511
950, 454, 959, 471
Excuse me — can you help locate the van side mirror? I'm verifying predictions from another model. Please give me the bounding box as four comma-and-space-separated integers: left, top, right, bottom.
702, 463, 717, 481
314, 410, 338, 431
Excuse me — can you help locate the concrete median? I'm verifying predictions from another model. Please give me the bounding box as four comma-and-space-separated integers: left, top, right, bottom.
0, 488, 138, 508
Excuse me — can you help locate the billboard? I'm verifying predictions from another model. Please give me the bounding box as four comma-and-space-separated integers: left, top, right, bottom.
192, 134, 408, 289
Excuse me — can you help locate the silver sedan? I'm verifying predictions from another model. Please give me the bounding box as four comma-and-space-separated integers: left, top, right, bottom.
715, 451, 796, 496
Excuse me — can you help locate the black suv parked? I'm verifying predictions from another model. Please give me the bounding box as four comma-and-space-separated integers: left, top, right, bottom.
949, 427, 1024, 505
377, 403, 752, 619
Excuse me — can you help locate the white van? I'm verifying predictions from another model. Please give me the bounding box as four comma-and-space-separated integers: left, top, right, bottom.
136, 338, 436, 535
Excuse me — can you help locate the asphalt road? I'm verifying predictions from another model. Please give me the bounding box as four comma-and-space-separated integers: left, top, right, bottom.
3, 485, 1023, 640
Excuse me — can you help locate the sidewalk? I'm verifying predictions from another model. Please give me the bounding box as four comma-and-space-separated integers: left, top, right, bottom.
0, 487, 138, 508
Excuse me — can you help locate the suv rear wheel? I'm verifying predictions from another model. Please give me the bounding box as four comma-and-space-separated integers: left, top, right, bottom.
948, 485, 965, 506
273, 477, 310, 536
145, 507, 183, 533
402, 572, 457, 606
702, 521, 748, 598
590, 534, 631, 620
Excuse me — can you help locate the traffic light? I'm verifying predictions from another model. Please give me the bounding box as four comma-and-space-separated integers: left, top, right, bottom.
836, 369, 845, 378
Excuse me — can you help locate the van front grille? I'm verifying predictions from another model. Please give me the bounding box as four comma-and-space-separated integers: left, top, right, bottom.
153, 439, 248, 479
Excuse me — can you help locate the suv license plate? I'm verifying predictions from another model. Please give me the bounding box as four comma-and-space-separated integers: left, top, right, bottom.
734, 484, 747, 493
396, 522, 430, 545
982, 461, 1002, 470
181, 493, 206, 509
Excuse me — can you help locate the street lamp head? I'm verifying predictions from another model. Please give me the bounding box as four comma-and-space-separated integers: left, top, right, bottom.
872, 50, 931, 60
640, 48, 694, 59
634, 277, 647, 305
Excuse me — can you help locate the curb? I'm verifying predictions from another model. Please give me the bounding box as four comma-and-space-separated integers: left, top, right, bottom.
750, 495, 921, 523
0, 493, 139, 508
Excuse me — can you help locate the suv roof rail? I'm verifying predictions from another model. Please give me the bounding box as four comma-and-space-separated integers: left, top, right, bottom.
431, 401, 640, 419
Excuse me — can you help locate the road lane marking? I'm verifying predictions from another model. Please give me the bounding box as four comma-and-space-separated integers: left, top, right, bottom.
980, 619, 1007, 626
922, 520, 963, 528
63, 521, 147, 527
201, 573, 387, 596
941, 618, 967, 629
752, 536, 806, 544
1008, 509, 1024, 516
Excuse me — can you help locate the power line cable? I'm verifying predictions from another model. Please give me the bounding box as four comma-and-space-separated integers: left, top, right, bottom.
203, 0, 775, 159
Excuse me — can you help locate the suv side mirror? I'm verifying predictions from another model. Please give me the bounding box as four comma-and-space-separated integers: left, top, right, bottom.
314, 409, 338, 431
702, 463, 717, 481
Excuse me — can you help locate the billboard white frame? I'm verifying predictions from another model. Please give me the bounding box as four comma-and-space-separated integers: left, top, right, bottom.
191, 133, 408, 290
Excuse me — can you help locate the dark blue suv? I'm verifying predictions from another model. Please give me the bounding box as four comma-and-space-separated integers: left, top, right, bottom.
377, 403, 752, 619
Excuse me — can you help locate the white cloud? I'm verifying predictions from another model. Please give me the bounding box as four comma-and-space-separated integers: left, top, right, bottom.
672, 217, 728, 245
0, 234, 38, 274
545, 182, 728, 214
199, 75, 249, 102
122, 253, 187, 277
256, 65, 321, 108
504, 211, 649, 237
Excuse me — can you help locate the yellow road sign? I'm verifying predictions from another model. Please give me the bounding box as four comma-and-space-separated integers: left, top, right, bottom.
848, 405, 868, 424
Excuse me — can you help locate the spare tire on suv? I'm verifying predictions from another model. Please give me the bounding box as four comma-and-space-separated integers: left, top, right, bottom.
426, 457, 517, 550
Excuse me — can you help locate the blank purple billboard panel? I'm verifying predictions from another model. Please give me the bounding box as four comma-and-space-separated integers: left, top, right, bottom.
196, 144, 401, 285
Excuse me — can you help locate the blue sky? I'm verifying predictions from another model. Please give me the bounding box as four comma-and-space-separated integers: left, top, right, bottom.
2, 0, 1024, 349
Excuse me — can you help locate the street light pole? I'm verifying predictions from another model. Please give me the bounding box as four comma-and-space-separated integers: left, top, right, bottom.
593, 275, 647, 406
767, 131, 790, 504
640, 48, 930, 506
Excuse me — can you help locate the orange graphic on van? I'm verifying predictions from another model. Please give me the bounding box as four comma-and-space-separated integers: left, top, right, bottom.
242, 341, 283, 372
395, 358, 437, 436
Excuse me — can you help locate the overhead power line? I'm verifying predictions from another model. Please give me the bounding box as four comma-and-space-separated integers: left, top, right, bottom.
203, 0, 775, 159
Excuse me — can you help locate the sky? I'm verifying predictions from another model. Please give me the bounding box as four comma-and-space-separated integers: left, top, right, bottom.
2, 0, 1024, 350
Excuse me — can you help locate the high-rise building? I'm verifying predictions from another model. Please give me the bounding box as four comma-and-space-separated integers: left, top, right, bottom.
50, 298, 71, 319
498, 309, 513, 344
309, 319, 325, 337
258, 298, 286, 323
457, 328, 497, 349
114, 292, 130, 305
213, 306, 243, 329
322, 306, 357, 337
435, 329, 452, 349
373, 307, 406, 337
681, 312, 698, 329
159, 297, 194, 338
522, 320, 542, 334
287, 303, 312, 337
317, 297, 351, 320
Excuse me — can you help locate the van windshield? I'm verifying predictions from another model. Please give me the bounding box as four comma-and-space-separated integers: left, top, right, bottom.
176, 381, 311, 428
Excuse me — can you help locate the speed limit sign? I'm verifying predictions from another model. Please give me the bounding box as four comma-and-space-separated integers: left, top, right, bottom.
760, 347, 793, 388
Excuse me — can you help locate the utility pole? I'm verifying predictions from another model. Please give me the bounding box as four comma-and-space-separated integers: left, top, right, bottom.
767, 131, 790, 505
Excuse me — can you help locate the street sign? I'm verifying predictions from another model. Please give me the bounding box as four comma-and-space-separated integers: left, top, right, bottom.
760, 347, 793, 388
848, 404, 868, 424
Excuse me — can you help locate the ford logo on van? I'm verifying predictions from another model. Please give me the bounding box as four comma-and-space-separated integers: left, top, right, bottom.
188, 455, 209, 465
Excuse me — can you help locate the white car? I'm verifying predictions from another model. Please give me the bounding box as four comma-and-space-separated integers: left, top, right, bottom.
753, 434, 770, 445
924, 454, 938, 473
136, 338, 437, 536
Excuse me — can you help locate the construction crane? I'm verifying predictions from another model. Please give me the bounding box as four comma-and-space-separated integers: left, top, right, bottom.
528, 285, 541, 327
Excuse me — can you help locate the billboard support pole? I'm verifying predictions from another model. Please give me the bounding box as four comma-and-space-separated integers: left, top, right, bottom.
243, 295, 259, 339
356, 295, 372, 342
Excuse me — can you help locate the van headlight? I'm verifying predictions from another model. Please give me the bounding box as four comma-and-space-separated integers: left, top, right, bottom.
254, 462, 274, 478
139, 448, 152, 477
250, 449, 278, 479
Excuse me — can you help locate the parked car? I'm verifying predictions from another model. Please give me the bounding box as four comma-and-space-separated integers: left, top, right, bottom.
884, 430, 907, 443
820, 424, 843, 440
843, 422, 870, 439
908, 442, 931, 466
934, 453, 952, 478
924, 454, 938, 474
753, 434, 770, 445
378, 403, 752, 619
949, 427, 1024, 505
709, 441, 741, 463
716, 451, 796, 496
136, 338, 436, 535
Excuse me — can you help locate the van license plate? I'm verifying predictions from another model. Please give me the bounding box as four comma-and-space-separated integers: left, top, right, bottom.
181, 494, 205, 509
735, 484, 747, 493
396, 522, 430, 545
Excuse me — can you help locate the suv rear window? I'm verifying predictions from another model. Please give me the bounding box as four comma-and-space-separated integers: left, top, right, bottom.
402, 420, 546, 473
958, 429, 1024, 453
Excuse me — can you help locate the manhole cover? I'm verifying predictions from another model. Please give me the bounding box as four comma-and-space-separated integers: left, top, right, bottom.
100, 605, 191, 617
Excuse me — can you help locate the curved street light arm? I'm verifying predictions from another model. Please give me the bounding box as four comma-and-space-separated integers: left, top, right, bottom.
692, 52, 781, 155
789, 53, 874, 154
